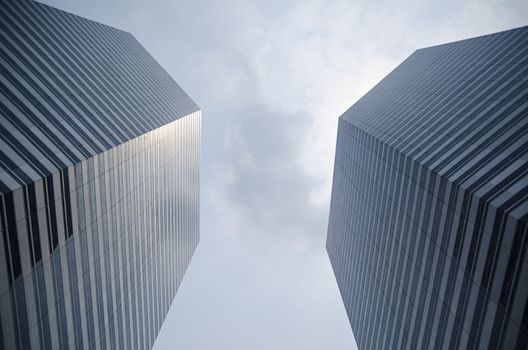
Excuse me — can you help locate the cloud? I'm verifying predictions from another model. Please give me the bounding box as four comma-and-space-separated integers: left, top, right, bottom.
211, 102, 325, 239
227, 0, 528, 209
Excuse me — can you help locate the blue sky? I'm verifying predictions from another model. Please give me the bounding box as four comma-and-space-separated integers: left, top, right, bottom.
39, 0, 528, 348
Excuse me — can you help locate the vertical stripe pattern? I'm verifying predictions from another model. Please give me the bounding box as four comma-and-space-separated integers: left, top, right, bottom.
0, 1, 201, 349
327, 26, 528, 350
0, 0, 199, 194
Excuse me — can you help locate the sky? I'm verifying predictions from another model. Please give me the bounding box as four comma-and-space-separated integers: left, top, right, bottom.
39, 0, 528, 348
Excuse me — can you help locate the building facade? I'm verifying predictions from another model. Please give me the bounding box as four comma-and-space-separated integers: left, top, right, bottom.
327, 27, 528, 349
0, 0, 200, 349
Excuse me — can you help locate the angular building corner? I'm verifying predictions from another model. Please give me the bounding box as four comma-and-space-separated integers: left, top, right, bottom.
327, 27, 528, 349
0, 0, 200, 349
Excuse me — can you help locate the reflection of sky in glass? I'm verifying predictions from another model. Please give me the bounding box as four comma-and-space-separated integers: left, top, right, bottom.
0, 107, 200, 349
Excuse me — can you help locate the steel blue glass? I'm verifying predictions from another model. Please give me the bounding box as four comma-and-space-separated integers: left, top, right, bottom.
0, 0, 201, 348
327, 26, 528, 350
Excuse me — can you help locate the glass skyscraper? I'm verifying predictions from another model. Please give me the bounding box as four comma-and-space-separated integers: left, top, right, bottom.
0, 0, 200, 349
327, 27, 528, 349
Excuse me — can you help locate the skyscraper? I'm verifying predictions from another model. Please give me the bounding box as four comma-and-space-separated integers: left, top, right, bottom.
0, 0, 200, 349
327, 27, 528, 349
